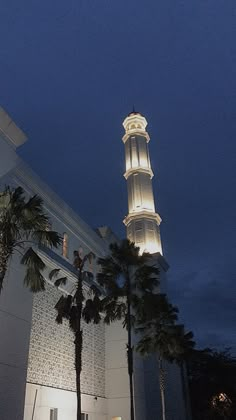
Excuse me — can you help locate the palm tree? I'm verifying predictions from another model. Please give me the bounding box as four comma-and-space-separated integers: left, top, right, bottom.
170, 325, 195, 420
97, 239, 160, 420
136, 293, 194, 420
188, 348, 236, 420
0, 186, 61, 293
50, 251, 102, 420
135, 294, 177, 420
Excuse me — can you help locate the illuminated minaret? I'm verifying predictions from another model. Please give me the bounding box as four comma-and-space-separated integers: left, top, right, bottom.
123, 110, 162, 255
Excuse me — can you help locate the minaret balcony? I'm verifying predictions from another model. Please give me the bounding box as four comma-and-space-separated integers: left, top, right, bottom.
123, 210, 162, 227
124, 166, 154, 180
122, 130, 150, 144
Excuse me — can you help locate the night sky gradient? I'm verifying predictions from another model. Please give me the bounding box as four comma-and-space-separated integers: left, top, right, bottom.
1, 0, 235, 352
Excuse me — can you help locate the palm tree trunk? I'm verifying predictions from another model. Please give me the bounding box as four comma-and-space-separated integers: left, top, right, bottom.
127, 337, 135, 420
127, 273, 135, 420
0, 246, 10, 293
75, 329, 83, 420
74, 270, 83, 420
158, 357, 166, 420
180, 363, 192, 420
0, 270, 6, 292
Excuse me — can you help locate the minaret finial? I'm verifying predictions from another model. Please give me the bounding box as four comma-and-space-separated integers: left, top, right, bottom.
132, 105, 136, 113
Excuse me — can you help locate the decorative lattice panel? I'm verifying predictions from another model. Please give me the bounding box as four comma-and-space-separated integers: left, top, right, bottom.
27, 283, 105, 397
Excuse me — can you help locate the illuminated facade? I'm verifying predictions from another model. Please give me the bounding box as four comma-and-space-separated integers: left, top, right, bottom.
123, 111, 162, 254
0, 107, 189, 420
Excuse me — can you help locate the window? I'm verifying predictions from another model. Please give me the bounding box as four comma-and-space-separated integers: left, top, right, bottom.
50, 408, 58, 420
131, 137, 138, 168
81, 414, 89, 420
62, 232, 68, 258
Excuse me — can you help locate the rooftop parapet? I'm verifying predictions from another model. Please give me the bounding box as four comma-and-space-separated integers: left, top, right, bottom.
0, 107, 27, 149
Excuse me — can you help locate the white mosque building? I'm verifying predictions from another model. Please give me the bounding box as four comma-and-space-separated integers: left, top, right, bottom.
0, 107, 189, 420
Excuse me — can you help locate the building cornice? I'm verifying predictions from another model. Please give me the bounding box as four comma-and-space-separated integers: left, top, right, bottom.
37, 245, 102, 295
10, 161, 108, 257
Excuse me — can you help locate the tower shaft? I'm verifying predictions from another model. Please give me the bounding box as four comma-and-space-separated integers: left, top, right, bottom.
122, 112, 162, 255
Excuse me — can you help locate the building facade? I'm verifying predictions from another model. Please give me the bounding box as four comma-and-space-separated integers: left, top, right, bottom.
0, 107, 187, 420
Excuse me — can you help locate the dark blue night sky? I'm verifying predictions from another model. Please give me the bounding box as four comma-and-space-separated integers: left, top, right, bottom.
1, 0, 235, 352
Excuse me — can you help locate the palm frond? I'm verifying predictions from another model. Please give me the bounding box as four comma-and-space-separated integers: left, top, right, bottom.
21, 247, 46, 292
11, 187, 25, 206
97, 256, 122, 281
69, 306, 80, 331
135, 264, 160, 291
83, 296, 102, 324
90, 284, 102, 297
112, 241, 140, 268
102, 298, 126, 324
135, 293, 177, 327
23, 194, 44, 212
73, 251, 83, 269
49, 268, 61, 280
84, 251, 95, 264
32, 230, 62, 248
21, 247, 45, 271
54, 277, 67, 288
123, 313, 135, 329
24, 267, 45, 292
136, 336, 154, 355
18, 194, 50, 232
81, 271, 94, 284
21, 213, 48, 232
48, 268, 68, 287
97, 274, 123, 298
0, 188, 11, 209
49, 269, 68, 287
55, 295, 72, 323
0, 186, 61, 295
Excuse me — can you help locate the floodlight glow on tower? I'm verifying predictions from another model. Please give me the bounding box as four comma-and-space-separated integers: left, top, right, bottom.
122, 110, 162, 255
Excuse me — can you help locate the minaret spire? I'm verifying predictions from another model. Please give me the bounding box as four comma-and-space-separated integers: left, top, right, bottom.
122, 111, 162, 254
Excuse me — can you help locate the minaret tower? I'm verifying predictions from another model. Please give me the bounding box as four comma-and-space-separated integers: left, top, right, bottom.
122, 110, 162, 255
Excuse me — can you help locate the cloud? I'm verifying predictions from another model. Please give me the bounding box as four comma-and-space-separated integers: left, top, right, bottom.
168, 247, 236, 353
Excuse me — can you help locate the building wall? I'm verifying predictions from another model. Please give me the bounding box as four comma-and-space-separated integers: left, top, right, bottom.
0, 255, 33, 420
165, 362, 187, 420
105, 321, 130, 420
24, 383, 107, 420
133, 349, 147, 420
0, 133, 19, 178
